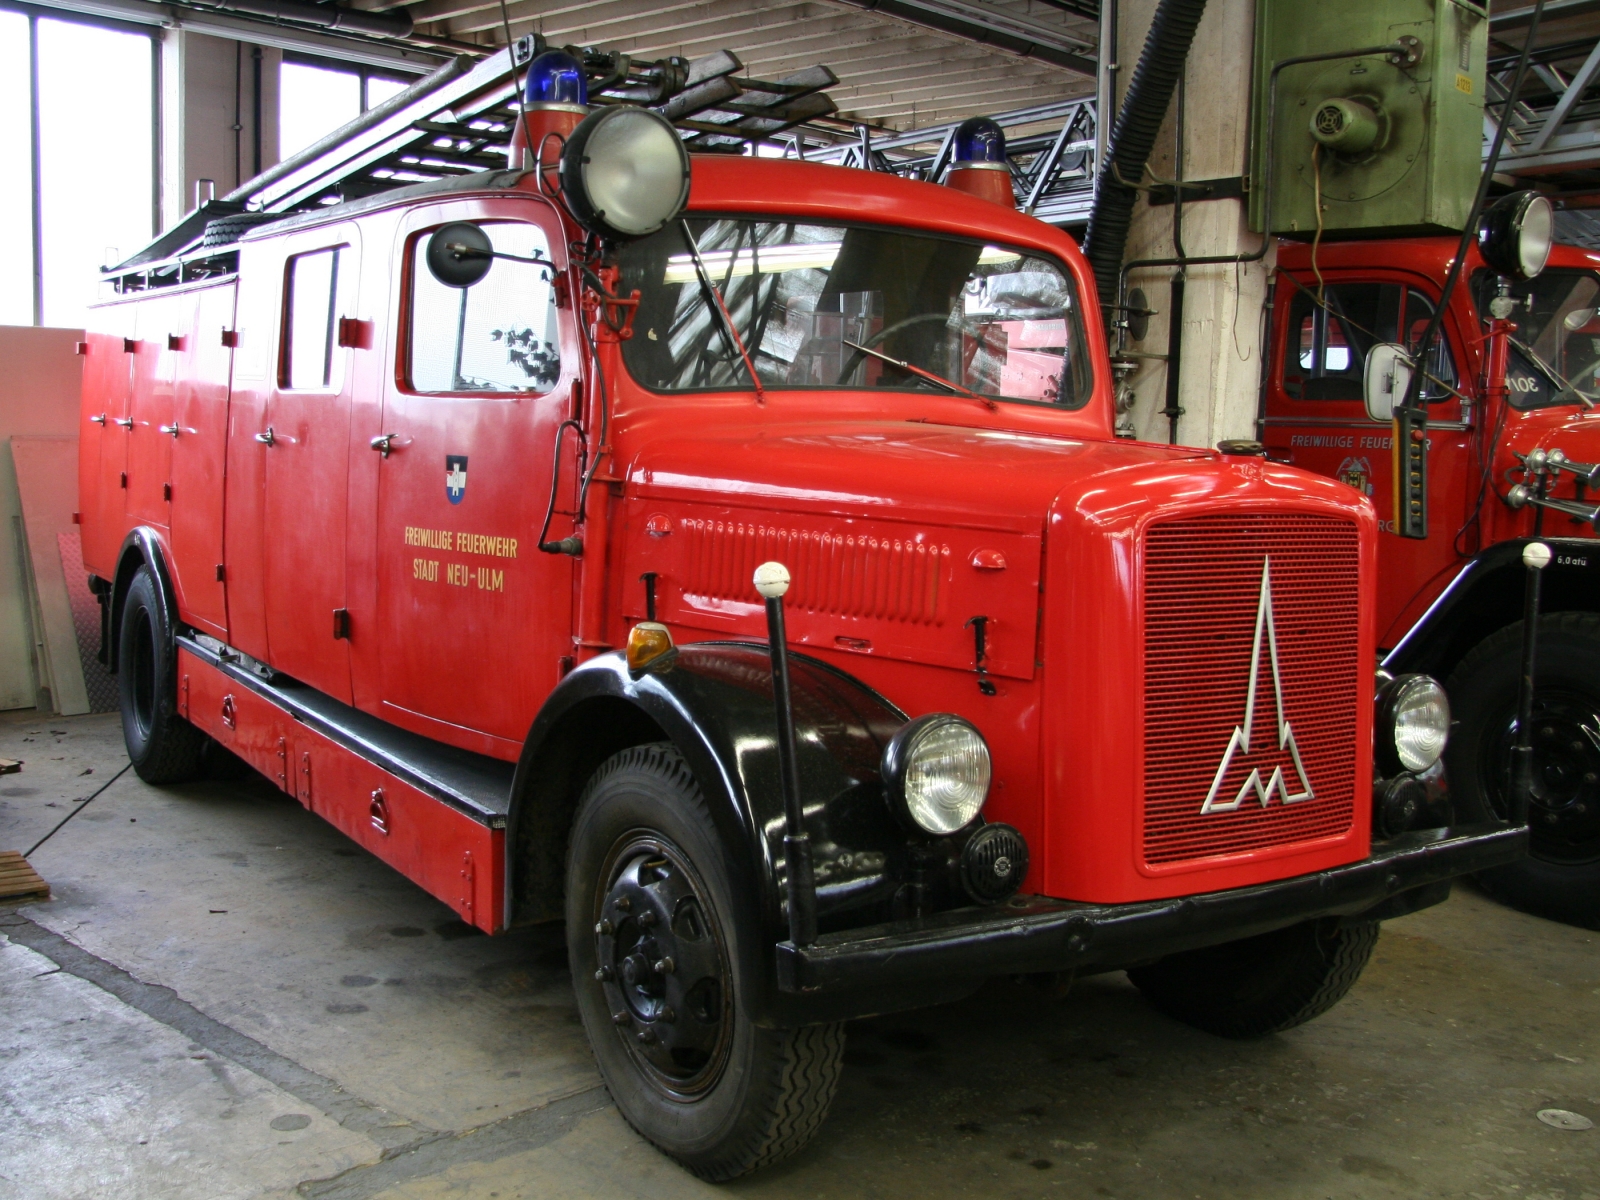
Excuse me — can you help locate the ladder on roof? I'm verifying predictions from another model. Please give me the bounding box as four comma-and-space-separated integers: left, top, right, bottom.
113, 36, 838, 273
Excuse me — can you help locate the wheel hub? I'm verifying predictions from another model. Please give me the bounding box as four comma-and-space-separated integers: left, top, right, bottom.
1493, 695, 1600, 861
593, 841, 731, 1095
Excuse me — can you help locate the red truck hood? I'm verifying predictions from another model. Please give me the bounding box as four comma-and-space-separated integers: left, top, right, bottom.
623, 419, 1209, 533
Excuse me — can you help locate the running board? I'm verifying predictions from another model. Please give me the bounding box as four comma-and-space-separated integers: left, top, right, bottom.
175, 635, 508, 931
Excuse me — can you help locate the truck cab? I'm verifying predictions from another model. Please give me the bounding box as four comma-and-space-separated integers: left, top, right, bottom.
81, 98, 1523, 1178
1265, 233, 1600, 927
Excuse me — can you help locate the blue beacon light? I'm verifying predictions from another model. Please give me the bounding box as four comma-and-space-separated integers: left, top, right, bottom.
524, 50, 587, 108
953, 117, 1006, 165
946, 116, 1013, 207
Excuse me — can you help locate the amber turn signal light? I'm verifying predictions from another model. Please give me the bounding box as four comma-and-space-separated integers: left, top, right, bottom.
626, 622, 677, 676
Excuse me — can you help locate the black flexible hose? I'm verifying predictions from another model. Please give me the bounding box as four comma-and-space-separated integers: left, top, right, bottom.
1083, 0, 1210, 311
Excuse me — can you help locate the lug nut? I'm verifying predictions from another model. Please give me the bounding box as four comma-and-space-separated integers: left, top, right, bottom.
614, 896, 631, 912
658, 1005, 676, 1024
595, 966, 614, 982
639, 910, 658, 928
595, 919, 613, 936
612, 1011, 630, 1026
637, 1029, 657, 1045
653, 956, 675, 975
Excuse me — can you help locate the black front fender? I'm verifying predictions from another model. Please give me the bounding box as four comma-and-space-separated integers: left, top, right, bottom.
508, 640, 955, 1026
1384, 537, 1600, 680
107, 528, 176, 673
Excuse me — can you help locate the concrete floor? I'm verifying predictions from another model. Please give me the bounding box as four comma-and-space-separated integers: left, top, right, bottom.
0, 710, 1595, 1200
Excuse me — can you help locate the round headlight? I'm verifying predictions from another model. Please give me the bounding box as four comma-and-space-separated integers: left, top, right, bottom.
559, 105, 690, 241
1378, 674, 1451, 774
1479, 190, 1554, 282
882, 715, 992, 835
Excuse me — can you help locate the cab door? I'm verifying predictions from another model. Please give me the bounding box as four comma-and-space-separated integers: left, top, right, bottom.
260, 227, 361, 703
1261, 272, 1475, 643
368, 200, 575, 754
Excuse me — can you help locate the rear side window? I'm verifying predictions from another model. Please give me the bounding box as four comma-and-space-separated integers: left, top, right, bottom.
1283, 280, 1457, 402
283, 245, 351, 390
408, 222, 560, 394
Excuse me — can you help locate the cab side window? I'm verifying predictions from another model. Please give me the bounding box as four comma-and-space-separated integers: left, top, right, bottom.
1282, 280, 1456, 403
409, 222, 560, 394
283, 246, 351, 390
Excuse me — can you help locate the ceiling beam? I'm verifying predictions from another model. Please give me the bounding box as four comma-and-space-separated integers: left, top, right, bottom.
821, 0, 1097, 75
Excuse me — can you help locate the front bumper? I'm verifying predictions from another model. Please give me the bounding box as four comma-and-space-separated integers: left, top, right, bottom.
776, 822, 1524, 1001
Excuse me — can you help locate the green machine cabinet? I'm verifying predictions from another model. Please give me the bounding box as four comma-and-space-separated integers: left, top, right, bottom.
1248, 0, 1488, 238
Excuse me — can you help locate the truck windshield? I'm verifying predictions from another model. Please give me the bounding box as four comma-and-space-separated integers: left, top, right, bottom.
1472, 267, 1600, 409
617, 218, 1093, 408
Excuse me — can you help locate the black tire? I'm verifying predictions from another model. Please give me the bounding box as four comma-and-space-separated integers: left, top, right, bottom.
118, 565, 207, 784
200, 212, 279, 248
1446, 613, 1600, 929
566, 743, 843, 1180
1127, 918, 1378, 1038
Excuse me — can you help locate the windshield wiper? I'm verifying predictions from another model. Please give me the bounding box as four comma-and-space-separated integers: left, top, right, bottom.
678, 220, 766, 404
1509, 336, 1596, 409
840, 339, 996, 411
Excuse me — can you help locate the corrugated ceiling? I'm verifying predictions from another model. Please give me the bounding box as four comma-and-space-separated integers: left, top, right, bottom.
349, 0, 1099, 131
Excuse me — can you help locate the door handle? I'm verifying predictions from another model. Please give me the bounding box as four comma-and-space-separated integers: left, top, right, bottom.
90, 413, 107, 425
370, 433, 397, 457
255, 427, 276, 446
159, 424, 181, 437
114, 417, 134, 429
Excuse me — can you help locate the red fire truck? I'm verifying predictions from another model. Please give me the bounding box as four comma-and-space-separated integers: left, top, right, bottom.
1265, 230, 1600, 928
79, 75, 1521, 1175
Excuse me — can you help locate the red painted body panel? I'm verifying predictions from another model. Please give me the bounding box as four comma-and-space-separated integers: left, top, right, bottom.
177, 646, 502, 930
80, 156, 1389, 922
1268, 238, 1600, 644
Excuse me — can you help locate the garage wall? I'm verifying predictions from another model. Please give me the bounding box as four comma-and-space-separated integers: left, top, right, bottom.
0, 326, 84, 710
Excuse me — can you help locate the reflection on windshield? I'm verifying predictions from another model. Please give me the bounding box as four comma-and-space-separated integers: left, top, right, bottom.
1473, 267, 1600, 408
618, 219, 1093, 408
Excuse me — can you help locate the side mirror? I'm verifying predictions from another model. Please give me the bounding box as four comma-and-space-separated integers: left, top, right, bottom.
1364, 342, 1414, 422
1564, 306, 1598, 332
425, 222, 493, 289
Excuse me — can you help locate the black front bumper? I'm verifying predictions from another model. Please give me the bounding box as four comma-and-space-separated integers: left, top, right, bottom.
776, 823, 1524, 1001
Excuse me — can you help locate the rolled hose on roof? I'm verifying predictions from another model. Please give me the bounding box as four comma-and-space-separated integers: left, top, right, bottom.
1083, 0, 1209, 313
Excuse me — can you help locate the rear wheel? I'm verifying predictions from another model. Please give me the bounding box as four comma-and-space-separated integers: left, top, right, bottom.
1446, 613, 1600, 929
1128, 918, 1378, 1038
118, 565, 207, 784
566, 743, 842, 1181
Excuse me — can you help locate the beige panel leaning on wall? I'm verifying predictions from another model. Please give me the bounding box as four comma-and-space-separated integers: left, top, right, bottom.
0, 326, 85, 711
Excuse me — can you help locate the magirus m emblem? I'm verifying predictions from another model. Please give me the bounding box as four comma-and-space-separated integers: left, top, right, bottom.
1201, 557, 1314, 813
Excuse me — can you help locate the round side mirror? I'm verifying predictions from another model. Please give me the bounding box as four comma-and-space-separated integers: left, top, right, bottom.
1563, 306, 1598, 331
1479, 191, 1554, 282
426, 222, 494, 288
559, 105, 691, 242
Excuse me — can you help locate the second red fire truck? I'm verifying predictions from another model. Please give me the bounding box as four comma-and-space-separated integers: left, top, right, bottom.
1265, 222, 1600, 928
79, 55, 1525, 1178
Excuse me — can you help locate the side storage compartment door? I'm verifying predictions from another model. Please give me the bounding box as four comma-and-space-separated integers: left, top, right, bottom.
261, 227, 361, 702
222, 243, 277, 663
367, 200, 576, 752
168, 281, 237, 639
78, 301, 137, 576
126, 294, 178, 530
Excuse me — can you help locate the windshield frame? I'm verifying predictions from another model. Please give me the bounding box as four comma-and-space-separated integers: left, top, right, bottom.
616, 213, 1096, 411
1472, 264, 1600, 411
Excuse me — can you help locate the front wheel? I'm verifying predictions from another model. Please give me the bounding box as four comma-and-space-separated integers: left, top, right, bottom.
118, 564, 207, 783
1446, 613, 1600, 928
1127, 918, 1378, 1038
565, 743, 843, 1180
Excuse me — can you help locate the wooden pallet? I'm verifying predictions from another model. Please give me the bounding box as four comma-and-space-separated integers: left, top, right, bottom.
0, 850, 48, 901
